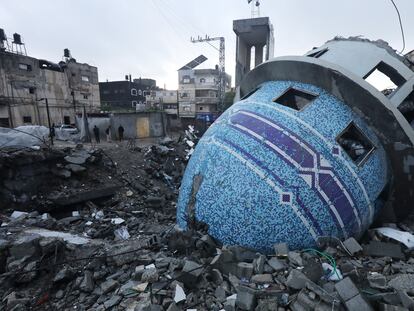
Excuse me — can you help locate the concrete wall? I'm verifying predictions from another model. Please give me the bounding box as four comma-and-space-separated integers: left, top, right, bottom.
110, 112, 166, 139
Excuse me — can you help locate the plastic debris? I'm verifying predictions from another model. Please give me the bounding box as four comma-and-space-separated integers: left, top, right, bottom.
374, 227, 414, 249
114, 227, 130, 240
111, 218, 125, 225
322, 263, 343, 281
174, 284, 186, 303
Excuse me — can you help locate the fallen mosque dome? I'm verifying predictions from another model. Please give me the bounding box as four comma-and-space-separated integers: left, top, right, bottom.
177, 37, 414, 252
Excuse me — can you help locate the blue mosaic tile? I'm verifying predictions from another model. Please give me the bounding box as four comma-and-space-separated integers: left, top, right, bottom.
177, 81, 390, 253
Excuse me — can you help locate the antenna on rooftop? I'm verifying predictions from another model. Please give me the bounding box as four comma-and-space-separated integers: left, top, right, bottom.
247, 0, 260, 18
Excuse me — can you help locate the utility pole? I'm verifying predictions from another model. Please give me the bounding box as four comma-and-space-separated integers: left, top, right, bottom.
191, 35, 226, 112
37, 98, 53, 145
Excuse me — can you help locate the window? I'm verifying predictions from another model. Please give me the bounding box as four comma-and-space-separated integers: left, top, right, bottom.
132, 101, 138, 107
241, 86, 261, 100
83, 94, 88, 99
307, 48, 328, 58
64, 116, 70, 125
0, 118, 10, 127
364, 61, 406, 93
138, 90, 143, 96
23, 116, 32, 123
336, 122, 375, 166
180, 92, 188, 98
200, 78, 206, 83
131, 88, 137, 96
28, 87, 35, 94
199, 106, 203, 111
72, 73, 76, 77
19, 63, 32, 71
273, 87, 318, 111
103, 90, 110, 95
170, 92, 175, 96
81, 75, 89, 82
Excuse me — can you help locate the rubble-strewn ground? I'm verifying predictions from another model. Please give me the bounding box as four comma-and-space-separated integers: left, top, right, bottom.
0, 135, 414, 311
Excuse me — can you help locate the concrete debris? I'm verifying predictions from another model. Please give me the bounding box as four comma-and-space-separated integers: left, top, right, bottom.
342, 237, 363, 255
0, 136, 413, 311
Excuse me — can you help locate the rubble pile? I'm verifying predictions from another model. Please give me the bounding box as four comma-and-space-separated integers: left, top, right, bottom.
1, 214, 414, 311
1, 131, 413, 311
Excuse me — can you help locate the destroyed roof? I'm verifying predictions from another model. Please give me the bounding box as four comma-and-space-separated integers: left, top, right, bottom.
178, 55, 208, 71
326, 36, 414, 71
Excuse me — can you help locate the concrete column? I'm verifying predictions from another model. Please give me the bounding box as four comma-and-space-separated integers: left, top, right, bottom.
255, 44, 264, 67
245, 45, 251, 75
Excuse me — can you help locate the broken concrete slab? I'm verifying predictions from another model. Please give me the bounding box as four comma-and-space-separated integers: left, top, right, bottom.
334, 277, 359, 302
389, 275, 414, 293
345, 294, 374, 311
236, 285, 256, 311
50, 185, 119, 206
286, 269, 311, 290
363, 241, 405, 260
343, 237, 363, 255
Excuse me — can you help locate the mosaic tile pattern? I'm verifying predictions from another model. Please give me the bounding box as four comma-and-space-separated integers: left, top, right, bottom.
177, 81, 390, 252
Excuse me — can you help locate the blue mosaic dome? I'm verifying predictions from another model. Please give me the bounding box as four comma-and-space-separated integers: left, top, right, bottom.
177, 81, 389, 252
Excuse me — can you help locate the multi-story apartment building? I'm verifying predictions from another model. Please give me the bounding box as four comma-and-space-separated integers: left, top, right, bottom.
178, 57, 231, 129
0, 30, 99, 127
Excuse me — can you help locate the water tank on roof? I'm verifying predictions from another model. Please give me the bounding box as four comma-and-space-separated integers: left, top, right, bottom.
12, 33, 22, 44
0, 28, 6, 41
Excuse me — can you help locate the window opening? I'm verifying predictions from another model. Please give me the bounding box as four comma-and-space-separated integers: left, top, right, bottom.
273, 87, 318, 111
336, 122, 375, 166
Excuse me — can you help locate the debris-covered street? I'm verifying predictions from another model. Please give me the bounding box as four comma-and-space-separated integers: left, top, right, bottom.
0, 131, 414, 310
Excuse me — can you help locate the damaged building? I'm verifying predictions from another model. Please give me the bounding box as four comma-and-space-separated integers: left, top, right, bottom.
178, 35, 414, 252
0, 29, 100, 128
178, 55, 231, 130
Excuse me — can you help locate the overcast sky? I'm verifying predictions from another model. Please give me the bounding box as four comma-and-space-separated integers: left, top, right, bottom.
1, 0, 413, 89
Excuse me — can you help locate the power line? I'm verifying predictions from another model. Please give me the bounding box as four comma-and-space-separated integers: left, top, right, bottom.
389, 0, 406, 54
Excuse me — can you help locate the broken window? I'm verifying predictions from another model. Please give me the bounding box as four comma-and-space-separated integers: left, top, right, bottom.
83, 94, 88, 99
200, 78, 206, 83
307, 48, 328, 58
28, 87, 35, 94
131, 88, 137, 96
0, 118, 10, 127
64, 116, 70, 125
18, 63, 32, 71
273, 87, 318, 111
398, 91, 414, 128
364, 61, 406, 94
199, 106, 203, 111
81, 75, 89, 82
241, 86, 261, 100
23, 116, 32, 123
336, 122, 375, 166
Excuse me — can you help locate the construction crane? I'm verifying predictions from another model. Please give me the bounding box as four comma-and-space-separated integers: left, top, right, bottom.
190, 35, 225, 112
